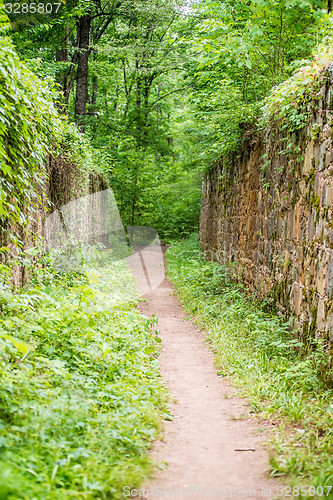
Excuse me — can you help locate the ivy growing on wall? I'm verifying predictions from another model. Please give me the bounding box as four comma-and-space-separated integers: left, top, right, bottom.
0, 10, 104, 251
261, 52, 333, 133
0, 31, 57, 245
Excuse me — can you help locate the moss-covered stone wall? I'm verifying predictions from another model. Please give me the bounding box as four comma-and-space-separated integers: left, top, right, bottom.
200, 65, 333, 352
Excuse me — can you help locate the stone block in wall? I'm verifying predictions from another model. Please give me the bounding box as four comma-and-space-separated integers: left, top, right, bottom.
291, 282, 302, 315
303, 141, 315, 174
323, 124, 332, 140
291, 261, 301, 282
307, 210, 316, 241
326, 251, 333, 298
319, 139, 331, 171
326, 311, 333, 343
316, 297, 326, 333
316, 257, 327, 295
323, 177, 333, 206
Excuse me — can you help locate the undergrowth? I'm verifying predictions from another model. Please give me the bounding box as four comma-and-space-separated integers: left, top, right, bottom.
0, 253, 166, 499
166, 235, 333, 499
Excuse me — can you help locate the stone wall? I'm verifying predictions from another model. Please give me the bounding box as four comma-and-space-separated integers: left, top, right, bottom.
1, 155, 108, 287
199, 65, 333, 352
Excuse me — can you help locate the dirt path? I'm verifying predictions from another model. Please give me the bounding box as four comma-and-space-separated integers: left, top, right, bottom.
137, 275, 280, 500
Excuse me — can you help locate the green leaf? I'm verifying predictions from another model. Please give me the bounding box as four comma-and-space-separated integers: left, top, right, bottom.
0, 332, 33, 356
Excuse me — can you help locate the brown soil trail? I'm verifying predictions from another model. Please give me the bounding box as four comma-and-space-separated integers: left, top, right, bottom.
138, 276, 280, 500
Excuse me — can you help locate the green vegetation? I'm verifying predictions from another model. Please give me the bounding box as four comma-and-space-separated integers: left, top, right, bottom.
0, 253, 166, 499
6, 0, 332, 239
261, 50, 333, 135
183, 0, 332, 165
0, 31, 56, 235
1, 8, 170, 498
4, 0, 203, 240
2, 0, 333, 496
166, 236, 333, 496
0, 20, 103, 251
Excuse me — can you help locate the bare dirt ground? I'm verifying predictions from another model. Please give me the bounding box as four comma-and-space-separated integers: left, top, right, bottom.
137, 274, 281, 500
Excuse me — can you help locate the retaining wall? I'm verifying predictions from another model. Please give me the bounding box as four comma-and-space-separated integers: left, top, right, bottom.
200, 65, 333, 352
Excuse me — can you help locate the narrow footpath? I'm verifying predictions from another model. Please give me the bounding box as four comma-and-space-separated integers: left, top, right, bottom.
138, 275, 280, 499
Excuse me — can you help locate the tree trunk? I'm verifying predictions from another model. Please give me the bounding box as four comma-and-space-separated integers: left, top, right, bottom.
88, 48, 98, 115
131, 166, 138, 226
75, 14, 91, 131
135, 53, 142, 143
56, 27, 70, 112
328, 0, 332, 13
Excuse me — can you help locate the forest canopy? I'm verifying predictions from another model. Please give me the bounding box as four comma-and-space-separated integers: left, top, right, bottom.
2, 0, 333, 237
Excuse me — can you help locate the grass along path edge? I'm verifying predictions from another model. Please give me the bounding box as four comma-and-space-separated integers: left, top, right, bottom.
166, 236, 333, 499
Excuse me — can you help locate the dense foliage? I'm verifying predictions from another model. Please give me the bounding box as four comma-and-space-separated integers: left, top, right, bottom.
5, 0, 333, 238
0, 12, 102, 253
4, 0, 201, 238
0, 256, 166, 498
261, 49, 333, 133
186, 0, 333, 162
0, 31, 55, 242
167, 236, 333, 494
0, 13, 167, 497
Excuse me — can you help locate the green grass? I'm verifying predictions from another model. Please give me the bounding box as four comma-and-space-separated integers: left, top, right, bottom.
0, 258, 167, 499
166, 235, 333, 499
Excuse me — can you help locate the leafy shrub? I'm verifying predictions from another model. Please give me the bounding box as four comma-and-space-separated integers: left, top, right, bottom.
261, 48, 333, 133
0, 32, 57, 240
0, 258, 166, 498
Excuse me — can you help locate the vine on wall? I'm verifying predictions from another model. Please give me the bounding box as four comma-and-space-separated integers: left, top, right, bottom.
0, 12, 107, 285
